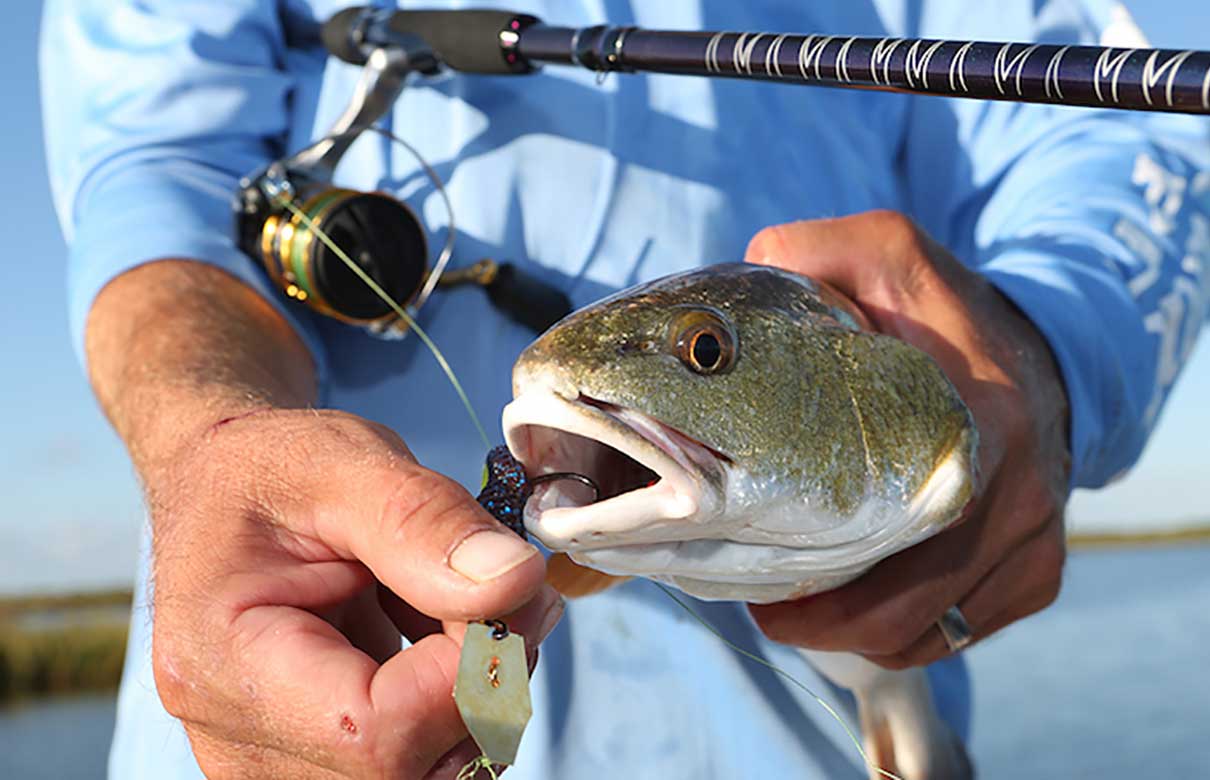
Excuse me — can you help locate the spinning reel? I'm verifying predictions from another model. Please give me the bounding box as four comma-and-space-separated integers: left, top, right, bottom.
234, 20, 570, 337
237, 5, 1210, 337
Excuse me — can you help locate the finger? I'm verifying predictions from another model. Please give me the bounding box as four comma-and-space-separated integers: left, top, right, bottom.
750, 517, 981, 656
217, 560, 403, 665
172, 564, 558, 777
377, 583, 443, 642
209, 604, 471, 778
749, 505, 998, 656
443, 584, 565, 668
310, 460, 548, 622
749, 455, 1055, 655
314, 582, 404, 665
743, 211, 928, 301
743, 212, 996, 404
425, 738, 493, 780
867, 517, 1065, 669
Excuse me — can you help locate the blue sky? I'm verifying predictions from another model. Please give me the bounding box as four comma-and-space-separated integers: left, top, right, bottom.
3, 2, 1208, 594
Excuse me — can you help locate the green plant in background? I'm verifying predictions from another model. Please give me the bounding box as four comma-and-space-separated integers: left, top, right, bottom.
0, 590, 131, 700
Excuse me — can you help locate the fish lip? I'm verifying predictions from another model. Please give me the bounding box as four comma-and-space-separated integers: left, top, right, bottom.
501, 387, 726, 550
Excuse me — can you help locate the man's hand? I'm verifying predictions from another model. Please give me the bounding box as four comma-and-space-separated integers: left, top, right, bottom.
86, 261, 561, 778
743, 211, 1072, 669
148, 409, 560, 778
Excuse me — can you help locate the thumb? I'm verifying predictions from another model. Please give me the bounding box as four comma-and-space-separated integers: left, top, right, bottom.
743, 210, 929, 304
313, 460, 548, 622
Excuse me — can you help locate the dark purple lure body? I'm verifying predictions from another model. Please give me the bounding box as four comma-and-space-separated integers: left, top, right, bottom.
476, 445, 530, 539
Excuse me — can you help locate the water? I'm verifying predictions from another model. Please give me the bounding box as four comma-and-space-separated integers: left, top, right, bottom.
969, 543, 1210, 778
0, 545, 1207, 779
0, 694, 115, 780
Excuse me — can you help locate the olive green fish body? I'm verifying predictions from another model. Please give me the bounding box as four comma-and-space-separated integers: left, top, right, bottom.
504, 264, 976, 603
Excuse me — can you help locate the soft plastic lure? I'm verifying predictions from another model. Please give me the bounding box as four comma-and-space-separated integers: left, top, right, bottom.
476, 445, 600, 540
476, 446, 531, 538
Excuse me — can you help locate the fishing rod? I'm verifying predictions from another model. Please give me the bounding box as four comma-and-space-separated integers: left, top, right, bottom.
301, 11, 1175, 773
244, 7, 1209, 341
322, 7, 1210, 115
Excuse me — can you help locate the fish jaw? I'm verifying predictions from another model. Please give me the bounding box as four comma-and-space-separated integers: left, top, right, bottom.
502, 382, 727, 551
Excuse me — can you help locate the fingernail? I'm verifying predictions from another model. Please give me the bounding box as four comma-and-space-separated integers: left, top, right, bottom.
449, 530, 538, 583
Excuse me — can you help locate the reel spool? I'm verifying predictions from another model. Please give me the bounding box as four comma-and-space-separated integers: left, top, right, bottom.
238, 180, 428, 331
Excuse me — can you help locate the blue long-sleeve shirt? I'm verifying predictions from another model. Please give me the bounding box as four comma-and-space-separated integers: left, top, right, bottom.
41, 1, 1210, 778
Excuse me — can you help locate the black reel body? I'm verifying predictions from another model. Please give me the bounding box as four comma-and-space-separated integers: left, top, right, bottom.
238, 178, 428, 329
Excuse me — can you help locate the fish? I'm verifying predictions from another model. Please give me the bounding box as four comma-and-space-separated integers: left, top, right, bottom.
499, 263, 978, 780
503, 263, 976, 602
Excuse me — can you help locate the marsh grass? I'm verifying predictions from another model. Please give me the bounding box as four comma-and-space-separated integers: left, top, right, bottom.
0, 523, 1205, 703
0, 590, 130, 700
1068, 522, 1210, 549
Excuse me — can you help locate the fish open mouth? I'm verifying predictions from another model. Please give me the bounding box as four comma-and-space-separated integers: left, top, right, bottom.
502, 390, 728, 550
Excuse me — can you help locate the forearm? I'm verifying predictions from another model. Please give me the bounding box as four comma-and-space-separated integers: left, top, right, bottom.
85, 259, 317, 474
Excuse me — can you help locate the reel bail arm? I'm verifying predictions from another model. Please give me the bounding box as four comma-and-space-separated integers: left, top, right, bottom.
234, 35, 437, 334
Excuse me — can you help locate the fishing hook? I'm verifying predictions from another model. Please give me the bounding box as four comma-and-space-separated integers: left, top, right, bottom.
528, 472, 600, 503
482, 619, 510, 640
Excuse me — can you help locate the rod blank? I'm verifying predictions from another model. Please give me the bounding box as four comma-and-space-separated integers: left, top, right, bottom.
517, 26, 1210, 115
322, 8, 1210, 115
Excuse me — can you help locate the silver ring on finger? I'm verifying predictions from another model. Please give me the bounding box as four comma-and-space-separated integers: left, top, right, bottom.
937, 605, 974, 652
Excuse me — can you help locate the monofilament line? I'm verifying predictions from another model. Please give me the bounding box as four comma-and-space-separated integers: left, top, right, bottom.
276, 160, 894, 780
273, 193, 491, 449
455, 754, 499, 779
654, 583, 903, 780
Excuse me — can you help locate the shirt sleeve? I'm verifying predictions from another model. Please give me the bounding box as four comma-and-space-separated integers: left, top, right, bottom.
899, 1, 1210, 489
41, 0, 328, 388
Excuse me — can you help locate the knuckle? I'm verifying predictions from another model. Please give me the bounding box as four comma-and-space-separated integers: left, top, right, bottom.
1034, 528, 1067, 578
1034, 491, 1061, 524
745, 225, 788, 263
864, 609, 925, 656
1020, 480, 1064, 538
749, 606, 803, 647
1031, 534, 1066, 611
866, 209, 920, 248
856, 210, 941, 293
319, 413, 412, 462
379, 468, 477, 545
997, 388, 1033, 439
150, 631, 192, 718
866, 208, 913, 233
870, 652, 915, 671
1036, 577, 1062, 613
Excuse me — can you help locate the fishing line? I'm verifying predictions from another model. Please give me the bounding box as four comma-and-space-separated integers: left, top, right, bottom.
272, 191, 490, 449
654, 583, 902, 780
277, 130, 896, 780
288, 195, 898, 779
454, 755, 499, 780
277, 188, 511, 779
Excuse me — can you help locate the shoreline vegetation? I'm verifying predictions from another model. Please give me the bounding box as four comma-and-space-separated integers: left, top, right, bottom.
1, 523, 1207, 701
1067, 523, 1210, 548
0, 589, 130, 702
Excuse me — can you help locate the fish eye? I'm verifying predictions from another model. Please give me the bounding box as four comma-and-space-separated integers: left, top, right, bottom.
673, 309, 736, 375
692, 332, 722, 369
